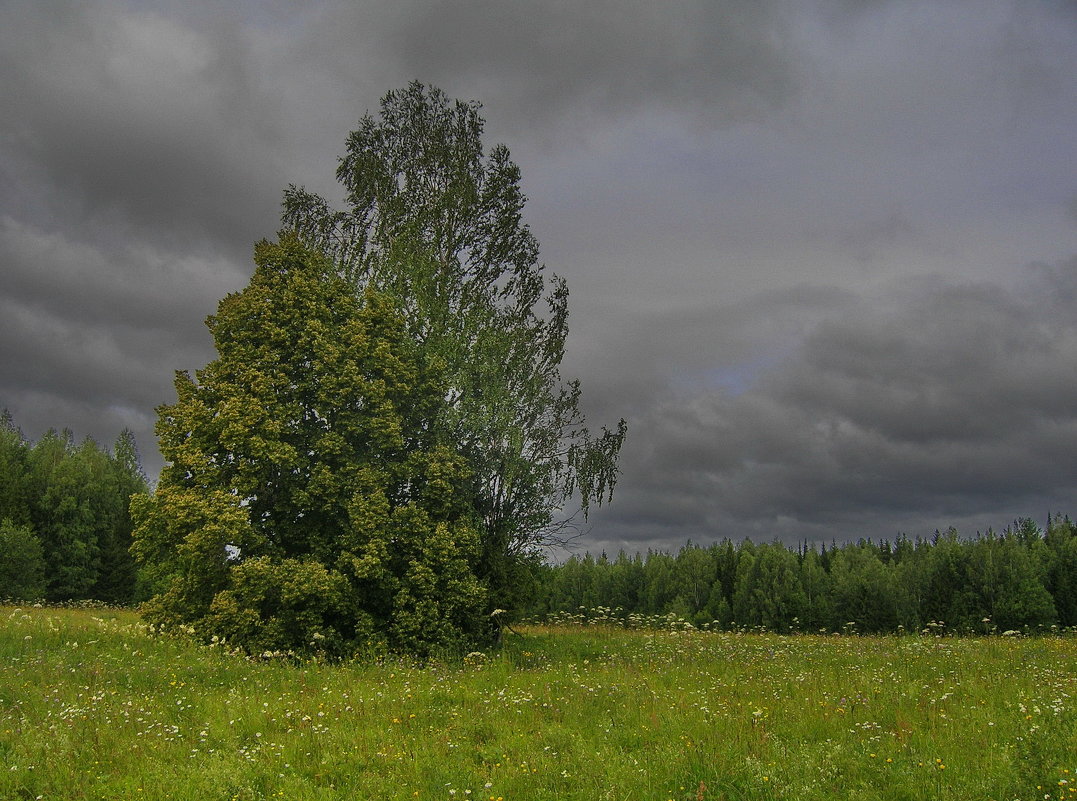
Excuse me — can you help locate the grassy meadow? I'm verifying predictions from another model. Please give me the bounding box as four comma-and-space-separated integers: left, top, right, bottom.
1, 606, 1075, 801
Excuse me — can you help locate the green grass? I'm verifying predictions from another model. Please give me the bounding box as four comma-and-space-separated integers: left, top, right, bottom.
1, 607, 1075, 800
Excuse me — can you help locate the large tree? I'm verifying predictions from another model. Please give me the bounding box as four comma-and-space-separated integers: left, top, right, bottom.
131, 235, 486, 656
282, 83, 626, 608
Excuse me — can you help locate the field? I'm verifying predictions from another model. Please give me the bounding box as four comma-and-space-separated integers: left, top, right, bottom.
1, 607, 1075, 801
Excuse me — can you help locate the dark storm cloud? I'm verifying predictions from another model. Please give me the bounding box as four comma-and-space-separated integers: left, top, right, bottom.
0, 216, 231, 449
0, 2, 287, 257
0, 1, 306, 465
1, 0, 1075, 554
381, 0, 798, 132
0, 217, 237, 336
0, 0, 807, 477
581, 260, 1077, 554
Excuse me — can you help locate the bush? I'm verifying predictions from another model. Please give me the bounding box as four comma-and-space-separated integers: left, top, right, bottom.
132, 236, 489, 658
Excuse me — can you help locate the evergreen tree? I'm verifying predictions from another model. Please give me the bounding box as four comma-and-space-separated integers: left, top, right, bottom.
0, 413, 148, 603
29, 432, 103, 601
642, 551, 677, 615
0, 519, 45, 601
731, 548, 757, 627
828, 546, 900, 632
798, 548, 833, 631
607, 550, 644, 612
524, 515, 1076, 634
673, 545, 716, 622
704, 540, 738, 623
0, 410, 31, 526
967, 528, 1056, 630
731, 542, 805, 631
918, 529, 977, 628
1044, 515, 1077, 626
91, 430, 149, 603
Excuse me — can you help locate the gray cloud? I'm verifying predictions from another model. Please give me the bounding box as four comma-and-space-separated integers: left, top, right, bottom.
0, 216, 229, 455
386, 1, 798, 132
1, 0, 1075, 554
582, 259, 1077, 554
0, 3, 290, 258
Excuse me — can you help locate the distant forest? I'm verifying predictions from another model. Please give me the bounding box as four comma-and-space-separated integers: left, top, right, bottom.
4, 408, 1076, 636
523, 518, 1077, 634
0, 410, 149, 603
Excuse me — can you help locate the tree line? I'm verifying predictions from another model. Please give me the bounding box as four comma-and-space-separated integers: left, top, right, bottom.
0, 410, 150, 603
523, 517, 1077, 633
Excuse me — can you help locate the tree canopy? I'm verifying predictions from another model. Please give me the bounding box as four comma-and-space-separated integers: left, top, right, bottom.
526, 517, 1077, 634
131, 236, 487, 656
283, 82, 626, 610
133, 84, 626, 656
0, 410, 148, 603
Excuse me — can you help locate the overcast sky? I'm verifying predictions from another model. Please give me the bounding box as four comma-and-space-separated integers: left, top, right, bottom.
3, 1, 1076, 555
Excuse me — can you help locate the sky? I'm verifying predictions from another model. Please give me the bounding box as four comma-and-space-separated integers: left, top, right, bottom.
2, 1, 1076, 556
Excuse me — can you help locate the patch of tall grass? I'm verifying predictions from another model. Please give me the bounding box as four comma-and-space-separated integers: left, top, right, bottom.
2, 605, 1074, 800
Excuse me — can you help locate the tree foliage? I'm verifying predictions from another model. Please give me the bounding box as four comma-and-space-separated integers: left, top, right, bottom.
0, 411, 31, 526
131, 236, 487, 656
0, 410, 148, 603
0, 519, 45, 601
528, 517, 1077, 634
282, 82, 626, 608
